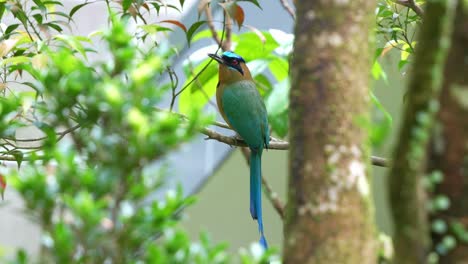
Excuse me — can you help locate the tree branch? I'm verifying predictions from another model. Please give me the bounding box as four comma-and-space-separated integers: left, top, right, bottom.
394, 0, 424, 17
204, 4, 226, 50
224, 11, 232, 51
154, 107, 390, 167
279, 0, 296, 19
202, 126, 389, 167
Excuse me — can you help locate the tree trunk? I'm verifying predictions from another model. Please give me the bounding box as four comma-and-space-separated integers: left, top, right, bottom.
284, 1, 376, 263
388, 0, 456, 263
429, 1, 468, 262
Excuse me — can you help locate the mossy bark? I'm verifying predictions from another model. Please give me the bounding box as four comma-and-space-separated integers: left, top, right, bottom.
283, 1, 376, 263
388, 0, 456, 263
429, 1, 468, 262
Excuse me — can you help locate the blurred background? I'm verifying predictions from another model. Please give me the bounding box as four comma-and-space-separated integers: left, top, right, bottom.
0, 0, 406, 257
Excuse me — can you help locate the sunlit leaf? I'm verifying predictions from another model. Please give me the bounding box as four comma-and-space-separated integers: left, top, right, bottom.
268, 57, 288, 81
140, 24, 173, 34
371, 61, 388, 84
0, 56, 30, 67
235, 31, 279, 61
244, 25, 265, 44
246, 59, 269, 77
31, 53, 48, 70
179, 59, 218, 115
266, 78, 289, 116
0, 38, 20, 57
398, 59, 409, 70
53, 35, 91, 59
191, 29, 221, 43
370, 92, 392, 146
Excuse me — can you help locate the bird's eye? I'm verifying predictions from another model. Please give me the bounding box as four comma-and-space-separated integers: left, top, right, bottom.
231, 60, 239, 65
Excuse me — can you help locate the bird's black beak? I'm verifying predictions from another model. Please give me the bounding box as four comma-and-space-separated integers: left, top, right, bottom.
208, 53, 224, 64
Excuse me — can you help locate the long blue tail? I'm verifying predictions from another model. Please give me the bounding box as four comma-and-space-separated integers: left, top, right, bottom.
250, 149, 268, 249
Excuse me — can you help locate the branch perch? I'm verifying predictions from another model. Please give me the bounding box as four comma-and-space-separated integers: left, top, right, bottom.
394, 0, 424, 17
155, 107, 390, 167
202, 126, 389, 167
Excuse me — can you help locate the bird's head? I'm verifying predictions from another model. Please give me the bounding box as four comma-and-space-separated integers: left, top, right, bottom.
208, 51, 251, 82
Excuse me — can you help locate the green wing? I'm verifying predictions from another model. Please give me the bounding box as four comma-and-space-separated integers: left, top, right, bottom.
221, 80, 269, 150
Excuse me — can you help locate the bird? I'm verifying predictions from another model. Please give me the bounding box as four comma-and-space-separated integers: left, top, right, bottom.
208, 51, 270, 248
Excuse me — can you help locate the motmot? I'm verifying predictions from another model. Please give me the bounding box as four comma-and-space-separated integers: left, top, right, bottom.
208, 51, 270, 248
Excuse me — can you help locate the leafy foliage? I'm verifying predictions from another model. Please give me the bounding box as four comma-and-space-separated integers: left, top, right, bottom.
0, 1, 277, 263
180, 29, 292, 137
0, 0, 439, 262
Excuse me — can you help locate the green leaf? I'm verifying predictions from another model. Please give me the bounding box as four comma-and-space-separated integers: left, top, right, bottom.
371, 61, 388, 84
235, 31, 279, 61
0, 3, 5, 21
268, 57, 288, 81
139, 24, 173, 34
48, 11, 71, 20
269, 110, 288, 138
32, 13, 43, 24
237, 0, 262, 9
69, 2, 89, 19
398, 59, 409, 70
246, 59, 269, 77
370, 92, 392, 146
179, 59, 218, 115
53, 35, 88, 59
11, 150, 23, 169
44, 22, 63, 32
191, 29, 217, 43
254, 74, 272, 96
0, 56, 30, 67
5, 23, 20, 35
186, 21, 206, 46
266, 78, 290, 115
32, 0, 46, 13
122, 0, 132, 11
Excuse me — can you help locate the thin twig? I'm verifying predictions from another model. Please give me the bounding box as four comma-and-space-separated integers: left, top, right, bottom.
240, 147, 285, 219
168, 66, 179, 111
279, 0, 296, 19
3, 124, 81, 143
0, 124, 81, 161
393, 0, 424, 17
205, 4, 224, 49
224, 10, 232, 51
168, 13, 227, 111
